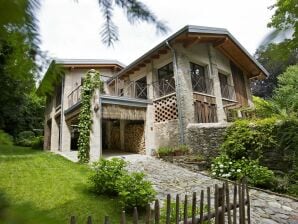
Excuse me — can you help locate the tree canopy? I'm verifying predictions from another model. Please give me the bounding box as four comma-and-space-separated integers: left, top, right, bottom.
252, 0, 298, 98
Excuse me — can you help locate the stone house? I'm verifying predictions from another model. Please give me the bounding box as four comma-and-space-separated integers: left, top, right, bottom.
39, 25, 268, 161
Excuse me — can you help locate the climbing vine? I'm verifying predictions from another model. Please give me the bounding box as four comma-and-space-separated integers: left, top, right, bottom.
78, 70, 103, 163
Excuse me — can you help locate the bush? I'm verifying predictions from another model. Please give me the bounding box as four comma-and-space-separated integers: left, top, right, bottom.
221, 118, 278, 160
157, 145, 190, 157
31, 136, 44, 149
116, 172, 156, 209
89, 158, 156, 209
157, 147, 173, 157
211, 155, 275, 188
175, 145, 189, 155
15, 131, 44, 149
90, 158, 127, 195
15, 131, 35, 147
0, 130, 13, 145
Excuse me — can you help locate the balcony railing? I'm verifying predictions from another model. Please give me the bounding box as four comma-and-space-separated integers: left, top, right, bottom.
68, 85, 82, 108
152, 77, 176, 98
221, 84, 236, 100
191, 72, 214, 95
117, 81, 149, 99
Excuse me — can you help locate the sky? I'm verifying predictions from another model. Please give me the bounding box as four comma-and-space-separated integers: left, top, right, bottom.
37, 0, 275, 67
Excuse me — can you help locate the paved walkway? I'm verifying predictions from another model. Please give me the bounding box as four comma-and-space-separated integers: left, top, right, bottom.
120, 154, 298, 224
57, 151, 298, 223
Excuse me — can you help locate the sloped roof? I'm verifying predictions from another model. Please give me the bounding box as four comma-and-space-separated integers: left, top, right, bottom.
109, 25, 269, 81
53, 58, 126, 68
37, 58, 125, 96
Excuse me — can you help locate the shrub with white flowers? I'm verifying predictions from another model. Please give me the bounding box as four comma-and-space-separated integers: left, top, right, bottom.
211, 154, 275, 188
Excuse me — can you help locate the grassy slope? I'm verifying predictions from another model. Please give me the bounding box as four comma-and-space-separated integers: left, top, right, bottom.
0, 145, 122, 223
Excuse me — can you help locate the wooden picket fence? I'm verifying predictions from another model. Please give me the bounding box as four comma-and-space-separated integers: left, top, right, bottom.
70, 180, 250, 224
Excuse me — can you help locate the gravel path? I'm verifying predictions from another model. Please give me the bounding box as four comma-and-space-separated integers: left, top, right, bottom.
117, 154, 298, 224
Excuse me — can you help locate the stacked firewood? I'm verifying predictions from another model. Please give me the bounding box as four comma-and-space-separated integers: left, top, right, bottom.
125, 124, 145, 154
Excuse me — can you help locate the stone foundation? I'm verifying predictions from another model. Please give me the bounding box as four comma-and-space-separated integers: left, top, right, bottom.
154, 120, 179, 149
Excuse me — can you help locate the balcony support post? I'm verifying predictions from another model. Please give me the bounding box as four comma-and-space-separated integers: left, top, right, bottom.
207, 44, 227, 123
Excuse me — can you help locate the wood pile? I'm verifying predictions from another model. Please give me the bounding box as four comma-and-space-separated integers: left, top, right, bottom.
110, 125, 121, 150
124, 124, 145, 154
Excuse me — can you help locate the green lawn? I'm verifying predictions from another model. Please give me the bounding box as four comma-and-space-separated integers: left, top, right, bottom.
0, 145, 123, 223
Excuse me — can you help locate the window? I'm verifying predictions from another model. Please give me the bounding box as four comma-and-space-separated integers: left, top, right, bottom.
156, 63, 175, 96
219, 73, 231, 99
135, 77, 147, 99
190, 62, 207, 93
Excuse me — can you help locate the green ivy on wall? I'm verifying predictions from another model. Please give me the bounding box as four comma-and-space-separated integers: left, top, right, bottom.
78, 70, 102, 163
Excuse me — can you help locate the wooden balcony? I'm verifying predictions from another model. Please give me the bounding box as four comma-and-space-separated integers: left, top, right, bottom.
68, 85, 82, 108
152, 78, 176, 98
116, 81, 149, 99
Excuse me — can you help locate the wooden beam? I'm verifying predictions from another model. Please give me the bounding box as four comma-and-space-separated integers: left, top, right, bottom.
138, 63, 146, 68
158, 49, 168, 54
132, 67, 140, 72
183, 37, 201, 48
187, 33, 226, 39
144, 59, 151, 64
213, 37, 229, 48
151, 54, 160, 59
217, 46, 251, 75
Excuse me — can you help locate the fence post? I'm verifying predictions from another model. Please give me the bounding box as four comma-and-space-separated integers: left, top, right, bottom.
154, 199, 160, 224
87, 216, 92, 224
70, 216, 76, 224
233, 183, 237, 224
133, 207, 139, 224
225, 181, 232, 224
245, 178, 251, 224
207, 187, 211, 222
146, 204, 151, 224
199, 190, 204, 224
184, 194, 188, 224
215, 184, 219, 224
120, 211, 126, 224
219, 184, 225, 224
241, 179, 246, 224
176, 194, 180, 224
166, 194, 171, 224
192, 192, 197, 224
104, 216, 110, 224
238, 182, 243, 224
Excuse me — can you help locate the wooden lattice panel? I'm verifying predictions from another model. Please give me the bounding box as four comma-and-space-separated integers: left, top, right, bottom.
154, 94, 178, 122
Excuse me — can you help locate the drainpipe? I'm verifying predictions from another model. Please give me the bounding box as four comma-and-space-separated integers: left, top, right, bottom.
59, 75, 65, 151
99, 94, 103, 158
166, 41, 184, 145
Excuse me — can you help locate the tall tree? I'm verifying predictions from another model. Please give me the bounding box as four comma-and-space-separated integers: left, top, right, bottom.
252, 42, 298, 98
252, 0, 298, 98
0, 0, 168, 136
268, 0, 298, 54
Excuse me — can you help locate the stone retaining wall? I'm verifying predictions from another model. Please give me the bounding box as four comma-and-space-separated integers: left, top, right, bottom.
185, 123, 229, 160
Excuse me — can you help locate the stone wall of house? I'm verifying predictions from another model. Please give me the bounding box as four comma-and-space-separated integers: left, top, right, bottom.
154, 120, 179, 150
185, 123, 229, 160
